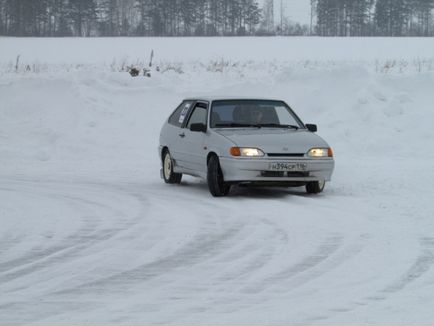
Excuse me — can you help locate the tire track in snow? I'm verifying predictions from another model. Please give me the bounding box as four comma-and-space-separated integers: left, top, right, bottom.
0, 232, 25, 261
170, 231, 367, 317
0, 179, 184, 325
0, 176, 377, 325
301, 236, 434, 325
0, 178, 147, 285
0, 204, 99, 277
373, 236, 434, 299
213, 218, 290, 284
50, 222, 244, 297
0, 185, 98, 275
200, 234, 348, 316
0, 225, 118, 284
0, 177, 245, 325
239, 234, 344, 295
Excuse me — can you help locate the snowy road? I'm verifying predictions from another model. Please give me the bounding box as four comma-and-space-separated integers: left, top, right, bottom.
2, 167, 434, 325
1, 37, 434, 325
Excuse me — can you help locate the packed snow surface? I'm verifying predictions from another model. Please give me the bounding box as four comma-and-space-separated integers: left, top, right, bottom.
1, 37, 434, 326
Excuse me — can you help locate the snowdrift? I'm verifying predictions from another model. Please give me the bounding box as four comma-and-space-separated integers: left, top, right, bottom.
1, 37, 434, 326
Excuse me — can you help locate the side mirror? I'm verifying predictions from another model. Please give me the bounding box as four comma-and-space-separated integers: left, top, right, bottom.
190, 123, 207, 133
305, 124, 317, 132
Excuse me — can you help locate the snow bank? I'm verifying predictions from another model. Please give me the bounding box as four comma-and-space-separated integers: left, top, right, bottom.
1, 37, 434, 326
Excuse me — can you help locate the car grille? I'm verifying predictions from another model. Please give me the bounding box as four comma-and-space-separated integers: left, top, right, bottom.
267, 153, 305, 157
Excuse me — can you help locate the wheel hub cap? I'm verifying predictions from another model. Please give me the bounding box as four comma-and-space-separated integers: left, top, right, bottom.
164, 154, 171, 178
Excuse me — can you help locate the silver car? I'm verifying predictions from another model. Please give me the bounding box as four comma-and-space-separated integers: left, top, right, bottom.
159, 98, 334, 197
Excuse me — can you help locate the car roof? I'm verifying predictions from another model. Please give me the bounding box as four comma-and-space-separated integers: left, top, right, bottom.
183, 96, 284, 103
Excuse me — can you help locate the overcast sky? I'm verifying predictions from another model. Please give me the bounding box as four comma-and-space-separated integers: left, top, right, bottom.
259, 0, 311, 25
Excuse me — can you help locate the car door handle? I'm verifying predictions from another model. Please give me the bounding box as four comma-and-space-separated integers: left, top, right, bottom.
179, 133, 185, 138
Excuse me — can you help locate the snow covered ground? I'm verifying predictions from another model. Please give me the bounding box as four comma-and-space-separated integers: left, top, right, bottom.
1, 37, 434, 326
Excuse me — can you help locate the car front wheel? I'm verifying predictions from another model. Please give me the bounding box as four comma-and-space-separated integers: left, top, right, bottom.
162, 150, 182, 184
207, 155, 231, 197
306, 180, 325, 194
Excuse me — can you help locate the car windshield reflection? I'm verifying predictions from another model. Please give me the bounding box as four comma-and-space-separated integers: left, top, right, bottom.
211, 100, 303, 129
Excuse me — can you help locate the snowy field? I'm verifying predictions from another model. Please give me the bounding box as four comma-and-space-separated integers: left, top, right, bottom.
1, 37, 434, 326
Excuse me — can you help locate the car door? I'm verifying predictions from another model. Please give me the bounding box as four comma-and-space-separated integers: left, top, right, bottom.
178, 102, 209, 176
163, 100, 194, 171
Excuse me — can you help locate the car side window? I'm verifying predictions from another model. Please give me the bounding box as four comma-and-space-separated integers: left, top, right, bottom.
168, 101, 193, 127
186, 104, 208, 129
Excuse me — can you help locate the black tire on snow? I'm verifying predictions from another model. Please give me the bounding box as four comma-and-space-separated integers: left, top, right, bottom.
306, 180, 325, 194
207, 155, 231, 197
162, 150, 182, 184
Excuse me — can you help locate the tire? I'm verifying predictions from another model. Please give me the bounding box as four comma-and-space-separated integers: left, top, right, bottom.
162, 150, 182, 184
306, 180, 325, 194
207, 155, 231, 197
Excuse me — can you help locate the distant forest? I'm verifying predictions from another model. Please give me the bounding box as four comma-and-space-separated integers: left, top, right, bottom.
0, 0, 433, 37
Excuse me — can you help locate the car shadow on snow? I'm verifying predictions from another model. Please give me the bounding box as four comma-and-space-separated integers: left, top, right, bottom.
229, 185, 312, 199
173, 179, 316, 199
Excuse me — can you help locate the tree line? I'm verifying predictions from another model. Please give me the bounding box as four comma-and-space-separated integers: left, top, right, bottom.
0, 0, 433, 37
0, 0, 261, 36
314, 0, 434, 36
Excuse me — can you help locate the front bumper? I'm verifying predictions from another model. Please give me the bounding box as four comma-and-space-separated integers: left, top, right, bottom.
219, 156, 334, 183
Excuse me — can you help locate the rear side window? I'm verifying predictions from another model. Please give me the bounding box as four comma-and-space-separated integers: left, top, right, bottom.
168, 101, 193, 127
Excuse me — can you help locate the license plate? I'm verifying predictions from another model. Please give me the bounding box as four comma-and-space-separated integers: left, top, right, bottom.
268, 162, 307, 171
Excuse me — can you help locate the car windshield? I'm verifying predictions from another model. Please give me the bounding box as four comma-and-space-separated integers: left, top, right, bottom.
210, 100, 304, 129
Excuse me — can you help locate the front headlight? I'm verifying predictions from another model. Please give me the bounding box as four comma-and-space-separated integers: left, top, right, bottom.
307, 148, 333, 157
230, 147, 265, 157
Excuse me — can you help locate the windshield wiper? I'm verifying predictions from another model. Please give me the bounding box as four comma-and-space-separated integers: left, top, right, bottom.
215, 123, 262, 128
257, 123, 299, 130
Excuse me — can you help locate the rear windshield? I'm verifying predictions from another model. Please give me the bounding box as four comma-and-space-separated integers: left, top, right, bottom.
210, 100, 304, 129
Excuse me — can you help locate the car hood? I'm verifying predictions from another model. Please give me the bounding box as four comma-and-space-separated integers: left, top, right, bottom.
215, 128, 329, 154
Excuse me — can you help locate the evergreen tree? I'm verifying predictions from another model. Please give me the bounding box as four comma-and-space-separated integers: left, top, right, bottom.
4, 0, 23, 35
3, 0, 431, 37
375, 0, 410, 36
316, 0, 373, 36
68, 0, 97, 36
245, 0, 261, 33
99, 0, 119, 36
0, 0, 4, 34
262, 0, 274, 33
412, 0, 434, 35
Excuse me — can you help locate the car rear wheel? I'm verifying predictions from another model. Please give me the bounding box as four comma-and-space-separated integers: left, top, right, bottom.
306, 180, 325, 194
163, 150, 182, 184
207, 155, 231, 197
